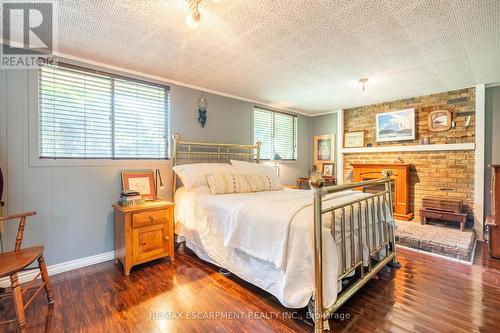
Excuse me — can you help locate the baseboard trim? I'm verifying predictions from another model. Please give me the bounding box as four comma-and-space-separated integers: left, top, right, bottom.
0, 251, 114, 288
396, 244, 474, 265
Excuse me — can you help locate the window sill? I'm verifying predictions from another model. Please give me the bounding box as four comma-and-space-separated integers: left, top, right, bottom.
29, 157, 172, 168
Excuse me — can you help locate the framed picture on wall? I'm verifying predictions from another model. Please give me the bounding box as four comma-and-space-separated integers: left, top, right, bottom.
428, 110, 452, 132
344, 131, 365, 148
313, 135, 335, 168
376, 108, 415, 142
121, 170, 155, 200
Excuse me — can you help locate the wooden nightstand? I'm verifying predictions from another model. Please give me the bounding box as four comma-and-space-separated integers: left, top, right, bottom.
112, 201, 175, 275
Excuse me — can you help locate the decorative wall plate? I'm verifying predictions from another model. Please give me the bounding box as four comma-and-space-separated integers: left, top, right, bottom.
428, 110, 452, 132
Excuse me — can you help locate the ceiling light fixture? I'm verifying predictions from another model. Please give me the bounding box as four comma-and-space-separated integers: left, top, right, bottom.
359, 78, 369, 94
185, 0, 220, 29
186, 0, 202, 29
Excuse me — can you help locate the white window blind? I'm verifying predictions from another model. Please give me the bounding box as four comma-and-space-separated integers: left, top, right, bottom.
39, 65, 113, 158
253, 107, 297, 160
114, 79, 168, 158
39, 64, 169, 159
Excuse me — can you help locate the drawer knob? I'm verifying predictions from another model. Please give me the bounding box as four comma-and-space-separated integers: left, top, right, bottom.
149, 216, 154, 221
164, 236, 169, 241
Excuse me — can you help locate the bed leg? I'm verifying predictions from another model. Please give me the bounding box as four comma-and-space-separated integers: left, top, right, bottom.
388, 257, 401, 269
308, 300, 329, 331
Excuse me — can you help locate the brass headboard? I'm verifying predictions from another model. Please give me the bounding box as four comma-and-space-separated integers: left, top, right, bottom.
171, 134, 262, 196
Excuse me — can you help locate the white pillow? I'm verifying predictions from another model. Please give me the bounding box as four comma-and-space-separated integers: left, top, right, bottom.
172, 163, 235, 190
230, 159, 278, 179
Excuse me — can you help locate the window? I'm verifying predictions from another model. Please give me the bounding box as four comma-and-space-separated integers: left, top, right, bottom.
253, 107, 297, 160
39, 64, 169, 159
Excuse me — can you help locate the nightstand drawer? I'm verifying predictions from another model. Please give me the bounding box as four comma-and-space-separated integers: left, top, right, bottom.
132, 209, 168, 228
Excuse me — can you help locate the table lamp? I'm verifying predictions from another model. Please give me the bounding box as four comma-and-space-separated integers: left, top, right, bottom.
271, 152, 282, 177
155, 169, 164, 200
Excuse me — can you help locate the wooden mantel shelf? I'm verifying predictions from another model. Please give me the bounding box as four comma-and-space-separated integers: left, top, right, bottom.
341, 143, 475, 154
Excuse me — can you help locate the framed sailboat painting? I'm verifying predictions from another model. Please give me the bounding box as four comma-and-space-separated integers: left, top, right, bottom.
376, 108, 415, 142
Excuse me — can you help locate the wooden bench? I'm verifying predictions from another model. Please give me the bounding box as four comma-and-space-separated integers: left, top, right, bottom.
420, 197, 468, 231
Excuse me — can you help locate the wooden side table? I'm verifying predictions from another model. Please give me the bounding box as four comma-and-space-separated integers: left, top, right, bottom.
296, 176, 336, 189
296, 177, 310, 189
113, 201, 175, 275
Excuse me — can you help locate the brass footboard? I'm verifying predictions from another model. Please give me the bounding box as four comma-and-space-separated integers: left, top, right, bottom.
311, 171, 398, 332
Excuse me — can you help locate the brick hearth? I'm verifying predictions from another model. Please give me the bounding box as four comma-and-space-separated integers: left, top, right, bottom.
395, 220, 476, 261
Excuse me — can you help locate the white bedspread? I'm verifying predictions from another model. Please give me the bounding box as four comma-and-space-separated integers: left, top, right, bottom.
175, 187, 390, 309
224, 190, 312, 271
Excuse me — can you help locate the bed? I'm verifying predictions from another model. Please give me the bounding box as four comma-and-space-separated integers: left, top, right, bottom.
171, 134, 399, 332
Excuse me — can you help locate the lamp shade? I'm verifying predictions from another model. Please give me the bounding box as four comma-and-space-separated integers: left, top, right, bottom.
271, 152, 282, 161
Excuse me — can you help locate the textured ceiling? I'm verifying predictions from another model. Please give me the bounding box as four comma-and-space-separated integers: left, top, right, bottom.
53, 0, 500, 114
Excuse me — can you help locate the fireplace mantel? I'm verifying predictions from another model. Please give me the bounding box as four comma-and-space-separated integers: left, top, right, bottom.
352, 163, 413, 221
341, 143, 475, 154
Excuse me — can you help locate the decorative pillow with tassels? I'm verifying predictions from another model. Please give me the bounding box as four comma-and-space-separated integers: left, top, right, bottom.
205, 173, 253, 195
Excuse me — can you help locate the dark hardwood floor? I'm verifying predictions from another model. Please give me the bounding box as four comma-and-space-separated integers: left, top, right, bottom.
0, 243, 499, 333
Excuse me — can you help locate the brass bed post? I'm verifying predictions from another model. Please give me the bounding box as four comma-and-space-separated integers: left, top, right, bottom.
171, 133, 180, 199
383, 170, 401, 268
349, 205, 355, 268
310, 176, 326, 333
357, 202, 364, 278
256, 141, 262, 163
364, 199, 372, 272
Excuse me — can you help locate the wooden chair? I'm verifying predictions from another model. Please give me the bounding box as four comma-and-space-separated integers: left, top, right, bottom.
0, 211, 54, 332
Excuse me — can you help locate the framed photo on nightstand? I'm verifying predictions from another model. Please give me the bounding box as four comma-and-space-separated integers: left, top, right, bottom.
121, 170, 155, 200
322, 163, 335, 177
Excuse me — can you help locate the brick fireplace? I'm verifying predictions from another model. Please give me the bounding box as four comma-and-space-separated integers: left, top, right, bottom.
342, 88, 476, 224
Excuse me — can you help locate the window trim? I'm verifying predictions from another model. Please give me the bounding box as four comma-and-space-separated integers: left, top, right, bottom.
37, 62, 171, 161
56, 62, 170, 91
253, 106, 298, 161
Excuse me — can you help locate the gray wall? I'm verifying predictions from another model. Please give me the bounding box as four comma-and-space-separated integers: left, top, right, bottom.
171, 85, 313, 184
312, 112, 338, 138
0, 65, 311, 265
485, 86, 500, 215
